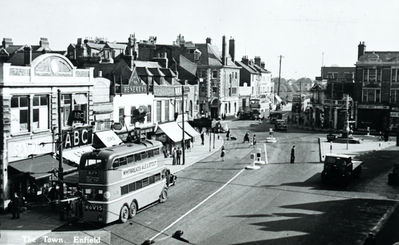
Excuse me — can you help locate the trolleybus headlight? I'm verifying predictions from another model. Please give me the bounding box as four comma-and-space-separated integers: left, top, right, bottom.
104, 191, 111, 200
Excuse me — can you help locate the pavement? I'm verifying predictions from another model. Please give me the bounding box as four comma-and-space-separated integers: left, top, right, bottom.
0, 133, 224, 245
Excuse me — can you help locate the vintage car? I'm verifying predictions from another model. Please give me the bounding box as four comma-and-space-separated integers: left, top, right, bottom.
321, 154, 363, 185
274, 120, 287, 131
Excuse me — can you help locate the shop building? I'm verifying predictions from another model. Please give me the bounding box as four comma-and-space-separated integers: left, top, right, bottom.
0, 43, 94, 208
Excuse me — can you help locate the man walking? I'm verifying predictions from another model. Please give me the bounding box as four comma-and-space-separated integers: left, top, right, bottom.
290, 145, 295, 164
243, 132, 250, 143
201, 131, 205, 145
252, 134, 257, 146
176, 147, 182, 165
226, 129, 231, 141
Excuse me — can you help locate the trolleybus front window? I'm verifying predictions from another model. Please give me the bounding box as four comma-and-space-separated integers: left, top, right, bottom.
83, 158, 105, 170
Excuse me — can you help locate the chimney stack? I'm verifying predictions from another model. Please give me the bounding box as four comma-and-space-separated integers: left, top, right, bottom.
242, 56, 249, 65
254, 56, 261, 66
229, 37, 235, 62
222, 35, 226, 65
358, 41, 366, 59
23, 45, 32, 66
39, 37, 50, 49
206, 37, 212, 44
2, 38, 13, 48
260, 61, 265, 69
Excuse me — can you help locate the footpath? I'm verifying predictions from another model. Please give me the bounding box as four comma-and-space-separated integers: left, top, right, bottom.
0, 134, 223, 245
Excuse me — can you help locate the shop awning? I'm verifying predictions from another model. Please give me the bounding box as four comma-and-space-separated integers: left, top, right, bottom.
62, 145, 94, 165
93, 130, 123, 148
157, 122, 191, 143
275, 94, 282, 103
8, 154, 76, 180
64, 172, 79, 186
178, 121, 200, 138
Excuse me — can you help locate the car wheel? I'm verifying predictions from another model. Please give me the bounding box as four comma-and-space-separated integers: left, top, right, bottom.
120, 205, 129, 223
129, 201, 137, 218
159, 188, 168, 203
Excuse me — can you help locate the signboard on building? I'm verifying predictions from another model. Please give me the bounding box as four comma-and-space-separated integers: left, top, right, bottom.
358, 104, 389, 110
121, 84, 147, 94
390, 112, 399, 118
8, 135, 53, 162
63, 126, 93, 149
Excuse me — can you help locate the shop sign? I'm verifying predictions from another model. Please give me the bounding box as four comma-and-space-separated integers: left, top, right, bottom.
63, 126, 93, 149
121, 160, 158, 178
8, 135, 53, 162
358, 104, 389, 109
122, 84, 147, 94
390, 112, 399, 118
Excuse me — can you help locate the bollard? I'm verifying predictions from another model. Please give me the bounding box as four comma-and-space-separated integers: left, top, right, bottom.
264, 143, 269, 164
254, 148, 265, 165
246, 153, 260, 170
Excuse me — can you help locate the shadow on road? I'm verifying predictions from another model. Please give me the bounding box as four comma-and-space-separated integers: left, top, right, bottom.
230, 198, 397, 245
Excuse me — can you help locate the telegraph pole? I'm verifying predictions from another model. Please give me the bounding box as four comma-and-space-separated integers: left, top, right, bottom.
181, 85, 185, 165
277, 55, 283, 96
346, 94, 350, 150
57, 90, 64, 200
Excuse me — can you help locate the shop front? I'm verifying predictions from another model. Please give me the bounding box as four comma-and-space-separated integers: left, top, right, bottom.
155, 121, 191, 155
357, 104, 390, 131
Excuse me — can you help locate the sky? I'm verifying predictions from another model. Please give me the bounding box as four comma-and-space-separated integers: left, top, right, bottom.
2, 0, 399, 79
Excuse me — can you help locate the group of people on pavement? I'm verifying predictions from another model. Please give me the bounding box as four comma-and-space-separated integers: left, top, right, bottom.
172, 147, 183, 165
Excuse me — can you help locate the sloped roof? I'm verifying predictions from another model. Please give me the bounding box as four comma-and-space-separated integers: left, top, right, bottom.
253, 64, 270, 73
106, 42, 127, 50
235, 61, 258, 74
86, 42, 105, 50
136, 66, 153, 76
7, 52, 42, 65
148, 67, 165, 77
133, 60, 161, 68
195, 43, 223, 67
160, 68, 176, 77
358, 51, 399, 63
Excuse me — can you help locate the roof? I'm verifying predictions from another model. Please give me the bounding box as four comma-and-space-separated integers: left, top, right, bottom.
7, 52, 42, 65
253, 64, 270, 73
106, 42, 127, 50
235, 61, 258, 74
86, 42, 105, 50
160, 68, 176, 77
195, 43, 223, 67
148, 68, 165, 77
136, 66, 153, 76
134, 60, 162, 68
358, 51, 399, 63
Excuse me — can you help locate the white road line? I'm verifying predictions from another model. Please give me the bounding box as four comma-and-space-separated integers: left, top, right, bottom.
149, 168, 246, 242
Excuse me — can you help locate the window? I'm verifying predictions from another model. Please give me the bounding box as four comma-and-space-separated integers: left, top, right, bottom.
147, 105, 152, 122
119, 108, 125, 126
362, 89, 380, 103
157, 101, 162, 122
212, 70, 218, 79
61, 94, 72, 127
165, 101, 170, 121
134, 153, 142, 161
392, 69, 398, 83
11, 96, 29, 134
376, 89, 381, 103
130, 106, 136, 125
141, 151, 148, 160
73, 93, 88, 124
120, 157, 127, 166
32, 95, 49, 131
142, 177, 149, 187
235, 72, 237, 79
127, 155, 134, 163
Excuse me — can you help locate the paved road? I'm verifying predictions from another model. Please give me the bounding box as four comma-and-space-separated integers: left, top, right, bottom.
54, 120, 399, 245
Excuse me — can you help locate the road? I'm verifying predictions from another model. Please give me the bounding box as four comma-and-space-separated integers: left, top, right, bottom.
55, 120, 399, 245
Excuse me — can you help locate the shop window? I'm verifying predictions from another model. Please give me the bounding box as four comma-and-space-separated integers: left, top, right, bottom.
130, 106, 136, 125
212, 70, 218, 79
156, 101, 162, 122
32, 95, 49, 131
11, 95, 29, 134
73, 93, 88, 124
165, 101, 169, 121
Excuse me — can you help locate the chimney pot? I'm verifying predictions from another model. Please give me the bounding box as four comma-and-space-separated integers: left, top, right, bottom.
206, 37, 212, 44
229, 38, 235, 62
222, 36, 226, 66
358, 41, 366, 59
254, 56, 261, 66
23, 45, 32, 66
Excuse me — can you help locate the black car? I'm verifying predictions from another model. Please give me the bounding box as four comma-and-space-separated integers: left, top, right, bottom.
326, 133, 337, 142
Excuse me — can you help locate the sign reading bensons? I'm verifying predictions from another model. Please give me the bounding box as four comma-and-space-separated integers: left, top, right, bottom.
63, 126, 93, 149
121, 160, 158, 178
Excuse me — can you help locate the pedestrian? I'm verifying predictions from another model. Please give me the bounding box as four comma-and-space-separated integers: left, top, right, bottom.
290, 145, 295, 164
74, 187, 83, 218
226, 129, 230, 140
252, 134, 257, 146
172, 147, 177, 165
162, 145, 168, 158
176, 147, 182, 165
201, 131, 205, 145
243, 132, 250, 143
220, 146, 226, 161
10, 192, 20, 219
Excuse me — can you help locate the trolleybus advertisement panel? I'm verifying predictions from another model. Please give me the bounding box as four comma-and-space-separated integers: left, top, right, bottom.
121, 160, 158, 178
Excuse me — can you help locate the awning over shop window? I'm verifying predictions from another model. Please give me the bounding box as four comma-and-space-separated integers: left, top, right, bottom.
178, 121, 200, 138
62, 145, 94, 165
8, 154, 76, 180
93, 130, 123, 148
64, 172, 79, 186
157, 122, 191, 143
275, 94, 283, 103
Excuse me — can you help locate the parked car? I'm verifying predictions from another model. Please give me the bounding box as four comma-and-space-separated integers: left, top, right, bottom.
333, 136, 361, 144
274, 120, 287, 131
326, 133, 337, 142
164, 169, 177, 187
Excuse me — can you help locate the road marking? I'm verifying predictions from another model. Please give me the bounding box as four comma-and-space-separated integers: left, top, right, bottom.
149, 168, 246, 242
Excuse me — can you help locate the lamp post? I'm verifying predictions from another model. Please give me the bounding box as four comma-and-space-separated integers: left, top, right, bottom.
57, 89, 64, 201
181, 84, 185, 165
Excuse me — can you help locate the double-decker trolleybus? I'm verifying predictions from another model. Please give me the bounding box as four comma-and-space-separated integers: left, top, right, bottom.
78, 140, 168, 224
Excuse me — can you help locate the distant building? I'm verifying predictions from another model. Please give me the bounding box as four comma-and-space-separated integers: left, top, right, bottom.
354, 42, 399, 131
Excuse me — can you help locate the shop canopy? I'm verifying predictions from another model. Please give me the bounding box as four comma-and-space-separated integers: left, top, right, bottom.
62, 145, 94, 165
275, 94, 283, 103
157, 122, 191, 143
8, 154, 76, 180
178, 121, 200, 138
93, 130, 123, 148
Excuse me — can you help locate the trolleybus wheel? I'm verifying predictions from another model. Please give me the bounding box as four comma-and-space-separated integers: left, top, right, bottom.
129, 201, 137, 218
159, 188, 168, 203
120, 205, 129, 223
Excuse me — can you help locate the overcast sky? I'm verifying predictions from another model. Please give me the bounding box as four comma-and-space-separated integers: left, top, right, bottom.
2, 0, 399, 79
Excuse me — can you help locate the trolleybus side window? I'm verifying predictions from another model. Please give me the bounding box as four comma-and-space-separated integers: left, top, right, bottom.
113, 159, 120, 168
141, 151, 148, 160
148, 149, 154, 157
142, 177, 149, 188
127, 155, 134, 164
120, 157, 127, 166
154, 173, 161, 182
120, 173, 161, 196
135, 153, 142, 161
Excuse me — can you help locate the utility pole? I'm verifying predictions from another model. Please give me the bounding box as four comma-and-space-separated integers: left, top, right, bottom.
277, 55, 283, 96
57, 90, 64, 201
329, 81, 334, 130
346, 94, 350, 150
181, 85, 185, 165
